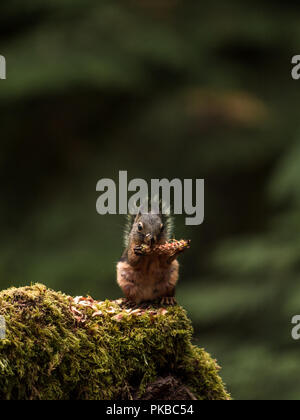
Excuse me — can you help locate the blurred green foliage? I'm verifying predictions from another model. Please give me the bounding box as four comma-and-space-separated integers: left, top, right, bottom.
1, 0, 300, 400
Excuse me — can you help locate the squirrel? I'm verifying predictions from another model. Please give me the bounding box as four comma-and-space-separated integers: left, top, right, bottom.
117, 212, 184, 305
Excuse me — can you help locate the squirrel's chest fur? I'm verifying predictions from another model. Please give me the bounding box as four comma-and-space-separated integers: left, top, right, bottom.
139, 256, 167, 281
121, 256, 172, 285
117, 255, 179, 303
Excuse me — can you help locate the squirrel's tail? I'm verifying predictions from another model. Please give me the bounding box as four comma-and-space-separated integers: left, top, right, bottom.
123, 214, 135, 248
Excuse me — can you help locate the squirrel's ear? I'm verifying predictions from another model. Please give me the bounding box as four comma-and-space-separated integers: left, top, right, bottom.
134, 212, 141, 223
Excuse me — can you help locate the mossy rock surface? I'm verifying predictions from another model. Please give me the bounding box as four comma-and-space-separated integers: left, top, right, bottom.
0, 284, 230, 400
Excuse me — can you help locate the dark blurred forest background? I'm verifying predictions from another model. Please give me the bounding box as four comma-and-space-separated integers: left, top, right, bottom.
1, 0, 300, 400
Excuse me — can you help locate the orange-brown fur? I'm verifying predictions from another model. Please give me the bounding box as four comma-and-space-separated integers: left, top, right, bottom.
117, 256, 179, 304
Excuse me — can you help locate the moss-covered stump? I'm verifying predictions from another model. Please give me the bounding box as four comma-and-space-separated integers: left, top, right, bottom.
0, 284, 230, 400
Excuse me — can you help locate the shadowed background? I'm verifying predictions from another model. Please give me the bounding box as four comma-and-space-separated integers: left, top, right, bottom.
1, 0, 300, 400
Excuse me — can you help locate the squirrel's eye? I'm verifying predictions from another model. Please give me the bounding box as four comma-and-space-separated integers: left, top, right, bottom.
160, 224, 164, 232
138, 223, 143, 232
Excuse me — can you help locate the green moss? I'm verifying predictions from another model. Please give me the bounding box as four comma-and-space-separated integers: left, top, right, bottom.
0, 284, 230, 400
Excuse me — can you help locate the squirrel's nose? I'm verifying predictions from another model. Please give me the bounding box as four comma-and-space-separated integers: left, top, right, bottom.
145, 234, 156, 246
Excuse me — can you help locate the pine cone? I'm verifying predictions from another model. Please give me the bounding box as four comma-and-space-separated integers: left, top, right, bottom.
139, 239, 191, 257
154, 239, 191, 256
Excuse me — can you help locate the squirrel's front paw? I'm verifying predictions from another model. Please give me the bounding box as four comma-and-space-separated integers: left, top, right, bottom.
134, 245, 148, 256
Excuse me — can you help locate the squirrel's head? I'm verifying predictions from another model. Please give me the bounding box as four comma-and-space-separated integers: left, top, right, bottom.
130, 213, 167, 247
